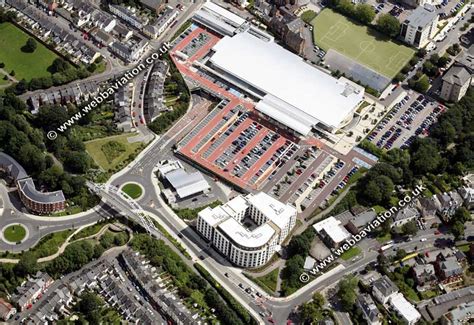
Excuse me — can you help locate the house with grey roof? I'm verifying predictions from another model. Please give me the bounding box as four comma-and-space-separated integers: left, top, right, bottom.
440, 66, 472, 102
435, 253, 463, 281
356, 294, 382, 325
434, 191, 464, 222
372, 275, 399, 305
441, 301, 474, 324
417, 196, 439, 219
12, 272, 53, 311
346, 209, 376, 234
392, 206, 420, 228
412, 263, 437, 287
459, 187, 474, 210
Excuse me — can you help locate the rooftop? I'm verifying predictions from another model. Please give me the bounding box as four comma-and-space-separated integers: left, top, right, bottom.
390, 292, 421, 323
405, 4, 438, 29
443, 66, 472, 86
313, 217, 351, 244
209, 30, 363, 134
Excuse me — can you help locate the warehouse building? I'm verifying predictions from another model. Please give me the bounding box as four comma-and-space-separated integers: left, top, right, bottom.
196, 192, 297, 268
157, 160, 210, 203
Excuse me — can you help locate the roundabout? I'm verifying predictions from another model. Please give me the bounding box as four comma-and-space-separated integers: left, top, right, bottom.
121, 182, 145, 200
2, 223, 28, 244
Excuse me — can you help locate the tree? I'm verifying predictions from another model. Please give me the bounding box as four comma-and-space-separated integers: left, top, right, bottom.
453, 207, 470, 224
301, 10, 317, 24
410, 138, 441, 175
413, 75, 430, 93
49, 58, 70, 74
376, 14, 401, 37
395, 249, 407, 261
337, 275, 358, 312
76, 291, 103, 323
0, 62, 4, 68
451, 221, 465, 240
300, 293, 326, 322
355, 4, 376, 24
23, 38, 37, 53
401, 220, 418, 236
14, 252, 37, 276
437, 55, 450, 67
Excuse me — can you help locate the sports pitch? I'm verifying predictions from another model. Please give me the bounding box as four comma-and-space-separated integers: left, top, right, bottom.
311, 9, 415, 78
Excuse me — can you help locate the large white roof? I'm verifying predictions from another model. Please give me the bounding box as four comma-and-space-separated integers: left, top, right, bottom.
390, 293, 421, 323
198, 193, 295, 249
313, 216, 351, 244
209, 31, 364, 133
246, 192, 296, 231
202, 1, 246, 26
218, 218, 276, 249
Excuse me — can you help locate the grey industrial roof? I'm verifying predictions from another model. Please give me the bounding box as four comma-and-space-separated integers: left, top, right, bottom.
165, 169, 210, 198
18, 178, 66, 204
442, 66, 472, 86
0, 152, 28, 180
405, 4, 438, 29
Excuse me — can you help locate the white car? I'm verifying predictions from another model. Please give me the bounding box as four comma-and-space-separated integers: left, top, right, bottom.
420, 238, 427, 242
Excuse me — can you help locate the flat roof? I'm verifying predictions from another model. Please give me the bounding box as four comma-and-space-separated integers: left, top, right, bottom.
405, 4, 437, 28
202, 1, 246, 26
198, 193, 295, 248
390, 293, 421, 323
313, 216, 351, 244
209, 31, 364, 133
218, 217, 276, 249
246, 192, 296, 231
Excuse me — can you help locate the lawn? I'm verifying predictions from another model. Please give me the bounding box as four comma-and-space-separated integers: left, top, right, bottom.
311, 9, 415, 78
0, 23, 59, 81
85, 133, 143, 171
340, 246, 361, 260
121, 183, 143, 199
253, 268, 279, 293
3, 224, 26, 242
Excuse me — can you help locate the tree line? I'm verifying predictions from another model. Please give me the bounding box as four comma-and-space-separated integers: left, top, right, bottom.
0, 94, 98, 211
325, 0, 401, 37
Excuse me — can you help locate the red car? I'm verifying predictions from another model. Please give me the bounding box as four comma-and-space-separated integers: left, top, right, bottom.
434, 230, 441, 235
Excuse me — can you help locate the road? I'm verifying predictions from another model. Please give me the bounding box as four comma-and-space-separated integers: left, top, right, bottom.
2, 2, 473, 324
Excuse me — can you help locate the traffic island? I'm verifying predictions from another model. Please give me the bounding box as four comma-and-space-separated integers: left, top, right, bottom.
121, 182, 144, 200
2, 224, 28, 244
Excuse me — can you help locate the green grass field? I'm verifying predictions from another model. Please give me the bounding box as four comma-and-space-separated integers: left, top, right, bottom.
121, 183, 143, 199
311, 10, 415, 78
85, 133, 142, 171
0, 23, 58, 81
3, 225, 26, 242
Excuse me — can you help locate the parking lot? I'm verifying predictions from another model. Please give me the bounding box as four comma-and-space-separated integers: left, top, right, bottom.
367, 92, 445, 150
177, 97, 300, 190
